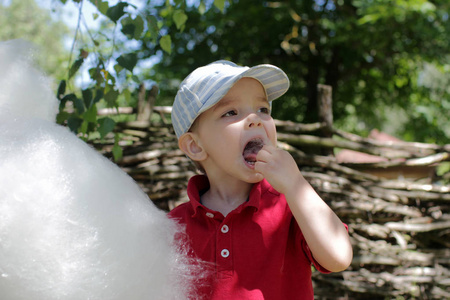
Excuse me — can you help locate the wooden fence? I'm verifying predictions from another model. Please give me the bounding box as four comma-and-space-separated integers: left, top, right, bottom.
91, 85, 449, 299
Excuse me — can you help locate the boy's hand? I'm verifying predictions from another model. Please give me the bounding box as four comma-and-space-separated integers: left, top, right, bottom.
256, 145, 353, 273
254, 145, 303, 195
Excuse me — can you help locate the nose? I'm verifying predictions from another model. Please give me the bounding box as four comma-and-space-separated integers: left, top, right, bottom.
247, 113, 262, 128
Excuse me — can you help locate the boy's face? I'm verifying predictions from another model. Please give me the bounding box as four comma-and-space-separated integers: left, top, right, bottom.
192, 77, 277, 183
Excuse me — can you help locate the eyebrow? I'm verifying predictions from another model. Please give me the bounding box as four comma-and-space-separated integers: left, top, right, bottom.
212, 97, 236, 113
213, 95, 269, 113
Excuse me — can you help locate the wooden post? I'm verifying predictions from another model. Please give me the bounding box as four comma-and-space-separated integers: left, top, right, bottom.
317, 84, 333, 136
137, 84, 159, 122
317, 84, 334, 155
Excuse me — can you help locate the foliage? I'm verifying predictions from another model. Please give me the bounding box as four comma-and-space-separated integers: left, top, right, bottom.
0, 0, 70, 79
54, 0, 449, 151
148, 0, 450, 144
54, 0, 226, 161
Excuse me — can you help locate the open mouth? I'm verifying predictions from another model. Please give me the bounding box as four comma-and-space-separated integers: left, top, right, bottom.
243, 138, 264, 166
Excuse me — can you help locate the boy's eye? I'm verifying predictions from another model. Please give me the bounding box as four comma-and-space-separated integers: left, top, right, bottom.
222, 110, 237, 117
259, 107, 270, 114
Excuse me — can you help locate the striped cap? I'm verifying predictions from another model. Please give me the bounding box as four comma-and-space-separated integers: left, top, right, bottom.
171, 60, 290, 138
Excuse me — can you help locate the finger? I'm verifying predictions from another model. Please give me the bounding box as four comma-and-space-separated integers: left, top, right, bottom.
261, 144, 277, 153
256, 149, 271, 162
255, 159, 273, 174
265, 138, 277, 148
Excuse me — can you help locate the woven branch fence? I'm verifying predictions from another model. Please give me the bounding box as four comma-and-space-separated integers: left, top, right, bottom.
91, 85, 450, 299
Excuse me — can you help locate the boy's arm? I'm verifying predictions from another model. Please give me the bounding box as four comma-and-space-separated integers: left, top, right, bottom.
255, 145, 353, 272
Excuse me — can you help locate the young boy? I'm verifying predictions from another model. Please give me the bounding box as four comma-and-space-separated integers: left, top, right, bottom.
169, 60, 352, 299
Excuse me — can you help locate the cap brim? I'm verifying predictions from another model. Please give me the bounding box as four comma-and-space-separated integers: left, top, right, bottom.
197, 64, 289, 116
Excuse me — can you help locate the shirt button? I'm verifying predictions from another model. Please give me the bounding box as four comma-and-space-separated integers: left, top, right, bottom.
221, 224, 229, 233
205, 212, 214, 218
221, 249, 230, 258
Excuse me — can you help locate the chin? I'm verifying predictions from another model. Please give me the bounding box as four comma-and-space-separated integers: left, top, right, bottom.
243, 172, 264, 184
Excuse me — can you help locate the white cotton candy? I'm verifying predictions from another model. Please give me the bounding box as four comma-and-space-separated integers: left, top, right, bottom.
0, 40, 199, 300
0, 40, 58, 122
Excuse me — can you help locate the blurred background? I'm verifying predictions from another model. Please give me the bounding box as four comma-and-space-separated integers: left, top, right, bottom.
1, 0, 448, 145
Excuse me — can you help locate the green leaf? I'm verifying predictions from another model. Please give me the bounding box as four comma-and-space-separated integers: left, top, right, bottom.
73, 97, 85, 115
130, 75, 139, 84
68, 57, 84, 80
87, 121, 97, 133
56, 111, 69, 125
114, 63, 124, 75
132, 15, 144, 39
437, 162, 450, 177
98, 117, 116, 138
173, 10, 188, 30
93, 89, 104, 104
88, 67, 103, 83
67, 117, 83, 133
61, 94, 83, 115
79, 120, 89, 135
160, 35, 172, 54
357, 14, 381, 25
173, 0, 183, 6
98, 1, 109, 15
116, 52, 138, 72
147, 15, 159, 42
121, 16, 136, 38
198, 2, 206, 15
120, 15, 144, 39
214, 0, 225, 12
104, 89, 119, 108
159, 7, 172, 18
122, 88, 132, 105
106, 2, 128, 23
112, 134, 123, 161
56, 80, 66, 99
89, 0, 109, 15
61, 93, 77, 103
84, 105, 97, 123
82, 88, 93, 108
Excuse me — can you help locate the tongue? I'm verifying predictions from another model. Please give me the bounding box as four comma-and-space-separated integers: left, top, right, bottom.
243, 139, 264, 163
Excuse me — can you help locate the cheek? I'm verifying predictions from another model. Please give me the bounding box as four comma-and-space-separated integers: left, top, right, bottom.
201, 126, 233, 148
209, 126, 242, 153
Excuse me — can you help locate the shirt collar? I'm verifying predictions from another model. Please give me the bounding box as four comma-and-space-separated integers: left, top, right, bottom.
187, 175, 210, 217
187, 175, 274, 217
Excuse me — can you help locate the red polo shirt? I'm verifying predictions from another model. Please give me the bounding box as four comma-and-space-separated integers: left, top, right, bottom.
169, 175, 330, 299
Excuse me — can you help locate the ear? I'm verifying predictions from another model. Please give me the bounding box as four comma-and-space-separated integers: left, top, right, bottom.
178, 132, 207, 162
